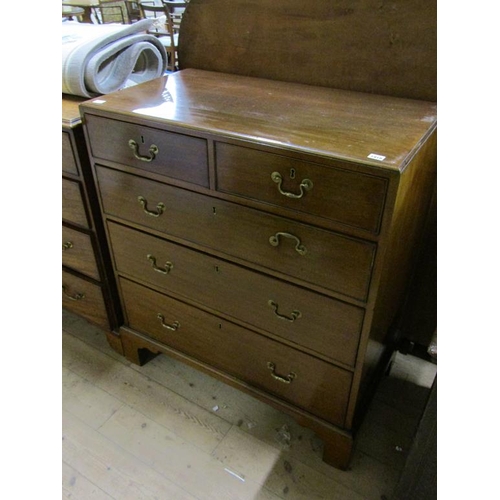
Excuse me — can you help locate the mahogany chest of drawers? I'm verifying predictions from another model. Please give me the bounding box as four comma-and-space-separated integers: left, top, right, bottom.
80, 70, 437, 469
62, 95, 121, 345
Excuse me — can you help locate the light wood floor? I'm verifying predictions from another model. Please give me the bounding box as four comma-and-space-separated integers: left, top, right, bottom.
62, 309, 436, 500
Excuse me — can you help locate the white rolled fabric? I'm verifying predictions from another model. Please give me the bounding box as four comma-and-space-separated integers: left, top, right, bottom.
62, 19, 167, 97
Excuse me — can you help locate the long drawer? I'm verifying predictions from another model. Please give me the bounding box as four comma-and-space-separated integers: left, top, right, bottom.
62, 225, 100, 280
120, 277, 352, 427
108, 221, 364, 366
97, 166, 375, 301
215, 142, 388, 234
62, 270, 108, 329
85, 114, 209, 187
62, 178, 89, 228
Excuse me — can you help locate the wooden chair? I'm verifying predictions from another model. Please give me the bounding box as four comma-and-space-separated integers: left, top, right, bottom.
139, 1, 182, 71
98, 0, 127, 23
62, 5, 85, 21
125, 1, 145, 23
162, 1, 186, 33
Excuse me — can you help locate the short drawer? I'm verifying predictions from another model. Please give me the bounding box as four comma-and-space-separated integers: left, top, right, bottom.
85, 114, 209, 187
120, 277, 352, 427
109, 222, 364, 366
62, 270, 108, 329
62, 225, 100, 280
62, 178, 89, 228
97, 166, 375, 300
62, 132, 79, 176
215, 142, 388, 234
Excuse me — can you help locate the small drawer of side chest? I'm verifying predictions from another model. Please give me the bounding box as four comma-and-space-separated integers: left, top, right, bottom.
62, 270, 108, 329
85, 114, 209, 187
62, 132, 79, 176
215, 142, 388, 234
62, 225, 100, 280
62, 178, 89, 228
120, 277, 352, 427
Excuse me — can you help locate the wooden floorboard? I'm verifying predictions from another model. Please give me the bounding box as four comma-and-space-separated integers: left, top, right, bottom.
62, 460, 114, 499
62, 310, 436, 500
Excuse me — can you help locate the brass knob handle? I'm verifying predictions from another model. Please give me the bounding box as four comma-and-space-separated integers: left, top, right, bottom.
128, 139, 159, 162
268, 300, 301, 322
62, 241, 74, 251
138, 196, 165, 217
269, 231, 307, 255
267, 362, 296, 384
147, 254, 173, 274
62, 285, 85, 301
271, 171, 313, 199
157, 313, 180, 331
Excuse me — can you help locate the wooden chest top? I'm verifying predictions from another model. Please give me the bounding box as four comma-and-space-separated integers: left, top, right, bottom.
81, 69, 437, 172
62, 94, 87, 128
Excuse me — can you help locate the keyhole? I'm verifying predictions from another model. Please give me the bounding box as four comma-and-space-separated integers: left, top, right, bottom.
214, 265, 220, 273
212, 207, 217, 215
290, 168, 296, 179
141, 135, 145, 144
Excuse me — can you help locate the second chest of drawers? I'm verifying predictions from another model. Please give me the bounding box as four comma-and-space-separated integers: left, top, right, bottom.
62, 95, 121, 336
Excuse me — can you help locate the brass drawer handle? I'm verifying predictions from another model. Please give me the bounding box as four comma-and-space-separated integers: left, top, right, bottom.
267, 362, 296, 384
147, 254, 173, 274
269, 232, 307, 255
157, 313, 180, 331
138, 196, 165, 217
62, 241, 74, 251
271, 171, 313, 199
268, 300, 301, 322
62, 285, 85, 301
128, 139, 159, 162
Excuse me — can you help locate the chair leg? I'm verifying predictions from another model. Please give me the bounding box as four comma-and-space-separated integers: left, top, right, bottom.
167, 48, 176, 72
173, 49, 178, 71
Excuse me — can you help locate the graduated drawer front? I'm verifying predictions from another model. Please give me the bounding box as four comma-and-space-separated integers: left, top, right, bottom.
97, 166, 375, 301
120, 277, 351, 427
62, 226, 100, 280
109, 222, 363, 366
85, 115, 209, 187
62, 270, 108, 329
62, 178, 89, 228
62, 132, 78, 176
215, 142, 387, 234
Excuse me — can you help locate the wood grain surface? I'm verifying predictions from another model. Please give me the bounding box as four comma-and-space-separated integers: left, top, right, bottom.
81, 69, 437, 170
178, 0, 436, 101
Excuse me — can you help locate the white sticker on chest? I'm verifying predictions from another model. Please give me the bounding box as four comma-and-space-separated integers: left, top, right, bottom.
367, 153, 386, 161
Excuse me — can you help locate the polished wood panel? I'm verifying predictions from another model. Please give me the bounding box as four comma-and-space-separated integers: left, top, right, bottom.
179, 0, 436, 101
215, 142, 387, 234
97, 166, 375, 300
80, 70, 437, 170
120, 277, 352, 427
62, 178, 89, 228
85, 114, 209, 187
62, 271, 108, 329
397, 183, 437, 349
62, 132, 79, 176
62, 225, 100, 280
346, 131, 437, 428
109, 221, 364, 366
372, 134, 437, 342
